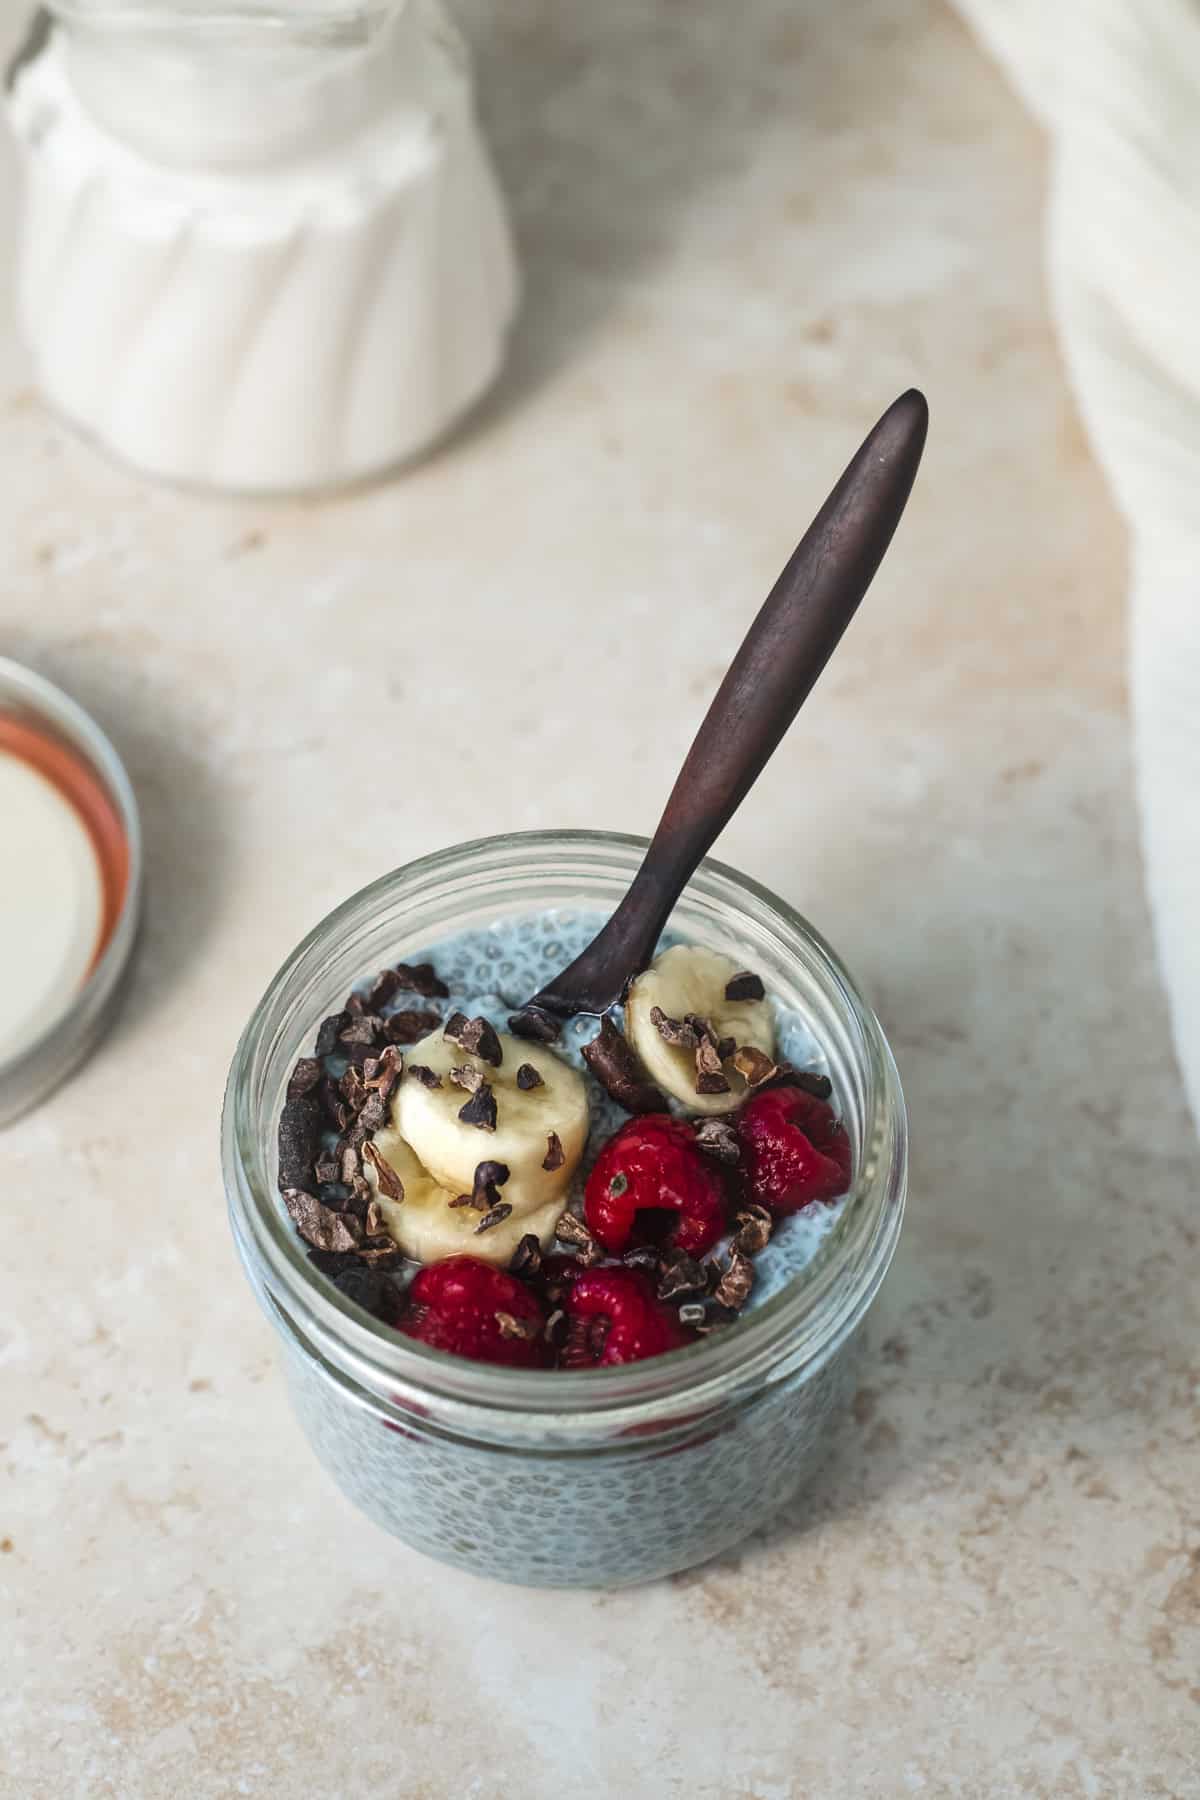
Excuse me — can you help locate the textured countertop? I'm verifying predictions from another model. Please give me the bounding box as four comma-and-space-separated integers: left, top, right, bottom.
2, 3, 1197, 1795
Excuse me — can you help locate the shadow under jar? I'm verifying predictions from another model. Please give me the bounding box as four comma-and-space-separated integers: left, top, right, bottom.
222, 831, 906, 1588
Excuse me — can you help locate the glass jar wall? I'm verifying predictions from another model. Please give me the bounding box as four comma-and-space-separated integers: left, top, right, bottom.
223, 832, 908, 1587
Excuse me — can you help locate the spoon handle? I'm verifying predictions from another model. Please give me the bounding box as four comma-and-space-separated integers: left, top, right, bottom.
522, 389, 928, 1024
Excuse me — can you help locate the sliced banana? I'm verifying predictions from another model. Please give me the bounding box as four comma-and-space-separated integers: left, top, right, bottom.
363, 1126, 565, 1268
394, 1024, 589, 1203
625, 943, 775, 1115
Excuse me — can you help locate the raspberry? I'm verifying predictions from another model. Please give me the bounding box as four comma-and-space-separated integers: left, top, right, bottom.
560, 1266, 694, 1367
394, 1255, 549, 1368
584, 1115, 729, 1258
736, 1084, 851, 1214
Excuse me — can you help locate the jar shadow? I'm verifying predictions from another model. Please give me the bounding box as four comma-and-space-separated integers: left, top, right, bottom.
723, 846, 1200, 1573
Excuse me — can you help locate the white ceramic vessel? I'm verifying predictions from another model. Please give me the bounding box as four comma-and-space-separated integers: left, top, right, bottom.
6, 1, 518, 493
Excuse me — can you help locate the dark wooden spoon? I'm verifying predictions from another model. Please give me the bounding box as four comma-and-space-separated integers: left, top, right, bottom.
510, 388, 929, 1042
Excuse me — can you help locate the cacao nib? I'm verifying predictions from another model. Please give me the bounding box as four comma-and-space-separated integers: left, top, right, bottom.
282, 1188, 363, 1254
694, 1119, 740, 1164
277, 1094, 322, 1192
314, 1150, 341, 1186
366, 968, 403, 1011
649, 1006, 699, 1049
473, 1159, 510, 1210
391, 962, 450, 999
732, 1204, 773, 1255
384, 1009, 442, 1046
581, 1016, 667, 1115
339, 1065, 368, 1114
712, 1246, 755, 1312
656, 1250, 707, 1301
696, 1072, 732, 1096
695, 1033, 730, 1095
286, 1057, 322, 1100
339, 1014, 384, 1047
357, 1241, 403, 1269
407, 1064, 442, 1089
362, 1140, 404, 1202
724, 971, 765, 1003
788, 1068, 834, 1101
554, 1212, 602, 1265
455, 1016, 503, 1066
307, 1248, 361, 1277
475, 1202, 513, 1235
362, 1044, 404, 1098
330, 1264, 393, 1318
458, 1083, 498, 1131
357, 1090, 388, 1134
315, 1012, 349, 1057
731, 1045, 776, 1088
509, 1234, 542, 1276
319, 1075, 349, 1132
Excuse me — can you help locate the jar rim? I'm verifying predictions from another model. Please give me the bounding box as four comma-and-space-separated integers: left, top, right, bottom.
222, 830, 906, 1429
47, 4, 399, 37
0, 655, 143, 1123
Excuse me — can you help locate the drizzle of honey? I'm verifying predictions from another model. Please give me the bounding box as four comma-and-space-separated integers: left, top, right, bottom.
0, 715, 129, 975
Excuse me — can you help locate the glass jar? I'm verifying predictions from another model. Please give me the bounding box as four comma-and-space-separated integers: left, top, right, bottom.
6, 1, 518, 492
222, 833, 907, 1588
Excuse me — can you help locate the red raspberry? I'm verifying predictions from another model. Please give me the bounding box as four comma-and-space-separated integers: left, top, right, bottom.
561, 1266, 694, 1367
736, 1084, 852, 1214
584, 1115, 729, 1258
394, 1255, 549, 1368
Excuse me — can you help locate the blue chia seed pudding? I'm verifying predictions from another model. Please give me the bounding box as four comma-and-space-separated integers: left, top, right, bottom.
277, 906, 851, 1355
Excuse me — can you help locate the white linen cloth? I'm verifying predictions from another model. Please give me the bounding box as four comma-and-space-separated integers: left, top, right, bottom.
954, 0, 1200, 1130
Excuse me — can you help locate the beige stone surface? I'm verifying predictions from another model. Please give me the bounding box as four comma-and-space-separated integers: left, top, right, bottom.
1, 2, 1197, 1795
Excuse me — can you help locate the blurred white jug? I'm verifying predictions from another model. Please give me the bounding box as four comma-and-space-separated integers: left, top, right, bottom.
5, 1, 519, 492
